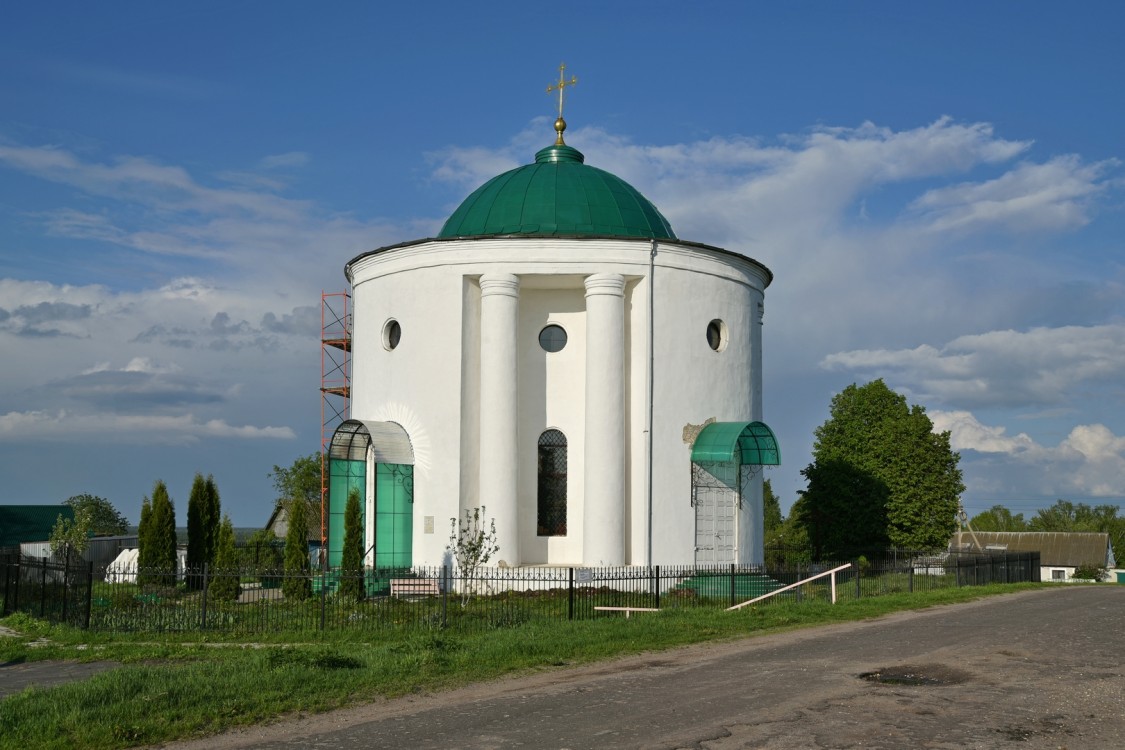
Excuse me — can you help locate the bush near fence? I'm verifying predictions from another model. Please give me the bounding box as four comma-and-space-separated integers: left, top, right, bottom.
1, 550, 1040, 634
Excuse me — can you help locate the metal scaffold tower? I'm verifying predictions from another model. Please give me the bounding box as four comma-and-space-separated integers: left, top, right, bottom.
320, 290, 351, 550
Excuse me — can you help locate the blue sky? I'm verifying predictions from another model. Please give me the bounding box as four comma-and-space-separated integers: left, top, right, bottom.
1, 1, 1123, 527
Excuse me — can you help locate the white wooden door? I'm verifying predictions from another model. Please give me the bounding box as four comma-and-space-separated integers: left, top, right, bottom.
695, 485, 737, 565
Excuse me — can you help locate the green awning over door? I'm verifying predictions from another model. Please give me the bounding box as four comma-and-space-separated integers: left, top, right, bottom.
690, 421, 781, 466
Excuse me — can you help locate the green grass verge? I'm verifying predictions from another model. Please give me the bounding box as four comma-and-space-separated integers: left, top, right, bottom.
0, 582, 1050, 750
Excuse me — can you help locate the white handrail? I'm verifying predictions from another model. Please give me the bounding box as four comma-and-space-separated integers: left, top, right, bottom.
727, 563, 853, 610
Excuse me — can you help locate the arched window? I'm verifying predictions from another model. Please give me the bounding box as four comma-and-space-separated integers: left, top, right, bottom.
537, 429, 567, 536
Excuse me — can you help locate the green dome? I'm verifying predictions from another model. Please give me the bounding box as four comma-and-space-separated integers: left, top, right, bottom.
438, 143, 676, 240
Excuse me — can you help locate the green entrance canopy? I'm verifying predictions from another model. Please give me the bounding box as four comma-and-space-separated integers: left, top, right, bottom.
691, 421, 781, 466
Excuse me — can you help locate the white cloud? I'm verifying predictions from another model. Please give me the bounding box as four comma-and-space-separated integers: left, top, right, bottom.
931, 410, 1125, 499
910, 155, 1117, 233
822, 324, 1125, 408
0, 409, 295, 443
259, 152, 309, 169
930, 410, 1042, 456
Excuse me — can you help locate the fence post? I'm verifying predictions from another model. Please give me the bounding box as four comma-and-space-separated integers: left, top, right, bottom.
40, 556, 48, 618
729, 564, 736, 608
441, 565, 448, 629
84, 561, 94, 630
319, 569, 327, 631
62, 555, 70, 624
655, 566, 661, 610
855, 565, 861, 599
568, 567, 574, 621
200, 563, 209, 631
12, 557, 20, 613
908, 565, 914, 593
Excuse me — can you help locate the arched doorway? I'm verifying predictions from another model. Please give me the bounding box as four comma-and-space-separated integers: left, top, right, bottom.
690, 421, 780, 565
327, 419, 415, 569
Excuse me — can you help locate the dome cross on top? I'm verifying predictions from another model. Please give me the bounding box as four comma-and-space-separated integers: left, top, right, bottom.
436, 64, 676, 240
546, 63, 578, 146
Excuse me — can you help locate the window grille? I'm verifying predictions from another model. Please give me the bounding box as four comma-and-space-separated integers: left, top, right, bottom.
537, 429, 567, 536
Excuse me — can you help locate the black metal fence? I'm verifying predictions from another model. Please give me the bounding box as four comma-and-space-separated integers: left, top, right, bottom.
1, 553, 94, 628
0, 550, 1040, 634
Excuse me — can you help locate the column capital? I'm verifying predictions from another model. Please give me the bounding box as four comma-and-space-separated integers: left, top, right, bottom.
584, 272, 625, 298
480, 273, 520, 298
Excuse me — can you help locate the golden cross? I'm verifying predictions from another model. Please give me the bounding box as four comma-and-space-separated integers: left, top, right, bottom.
546, 63, 578, 119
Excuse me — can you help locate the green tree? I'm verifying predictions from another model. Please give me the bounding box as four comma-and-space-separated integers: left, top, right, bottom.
338, 487, 365, 602
63, 494, 128, 536
186, 473, 222, 589
1030, 500, 1124, 560
209, 514, 240, 602
765, 479, 783, 548
969, 505, 1028, 532
50, 507, 92, 566
186, 473, 208, 583
269, 453, 322, 529
282, 496, 312, 601
204, 475, 221, 564
143, 480, 178, 587
797, 380, 964, 556
137, 496, 153, 572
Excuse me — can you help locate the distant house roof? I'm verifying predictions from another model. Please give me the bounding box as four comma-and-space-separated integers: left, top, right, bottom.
950, 531, 1115, 568
0, 505, 75, 548
265, 502, 321, 543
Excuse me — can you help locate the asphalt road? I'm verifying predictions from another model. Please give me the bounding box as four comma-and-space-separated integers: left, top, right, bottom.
164, 586, 1124, 750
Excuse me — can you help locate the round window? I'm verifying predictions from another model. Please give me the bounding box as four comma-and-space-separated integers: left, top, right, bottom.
539, 324, 567, 353
383, 319, 401, 351
706, 319, 726, 352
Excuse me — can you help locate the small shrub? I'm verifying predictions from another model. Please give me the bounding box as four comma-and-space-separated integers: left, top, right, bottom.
1071, 563, 1109, 582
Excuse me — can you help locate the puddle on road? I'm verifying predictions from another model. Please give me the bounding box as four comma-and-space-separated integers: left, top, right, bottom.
859, 664, 970, 686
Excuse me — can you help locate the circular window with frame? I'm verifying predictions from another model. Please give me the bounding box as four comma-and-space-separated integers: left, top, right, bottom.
538, 324, 567, 353
383, 319, 402, 351
706, 319, 727, 352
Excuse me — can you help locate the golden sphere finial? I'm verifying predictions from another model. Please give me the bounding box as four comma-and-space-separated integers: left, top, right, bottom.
554, 116, 567, 145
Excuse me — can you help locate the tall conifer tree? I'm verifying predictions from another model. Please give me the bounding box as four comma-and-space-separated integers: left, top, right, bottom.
282, 496, 312, 601
339, 488, 364, 601
149, 480, 178, 586
209, 514, 240, 602
186, 473, 207, 587
203, 475, 221, 565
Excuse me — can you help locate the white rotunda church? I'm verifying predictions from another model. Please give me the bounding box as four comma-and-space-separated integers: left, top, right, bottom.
326, 93, 779, 571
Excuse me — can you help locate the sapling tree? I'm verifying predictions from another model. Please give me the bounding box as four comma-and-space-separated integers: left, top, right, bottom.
50, 507, 92, 566
448, 506, 499, 607
209, 514, 241, 602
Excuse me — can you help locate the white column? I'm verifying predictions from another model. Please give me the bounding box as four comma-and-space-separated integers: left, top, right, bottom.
583, 273, 626, 566
478, 273, 520, 566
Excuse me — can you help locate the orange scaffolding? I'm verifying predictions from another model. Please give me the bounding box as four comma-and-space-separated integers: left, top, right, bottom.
320, 291, 351, 553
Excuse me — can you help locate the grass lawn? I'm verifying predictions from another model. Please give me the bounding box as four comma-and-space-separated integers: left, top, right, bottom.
0, 582, 1050, 750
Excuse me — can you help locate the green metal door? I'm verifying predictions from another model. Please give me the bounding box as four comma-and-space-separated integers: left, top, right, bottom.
374, 463, 413, 569
327, 457, 366, 568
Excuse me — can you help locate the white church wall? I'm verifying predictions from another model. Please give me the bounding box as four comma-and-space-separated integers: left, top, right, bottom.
348, 237, 771, 568
647, 242, 770, 565
350, 256, 467, 566
516, 284, 587, 564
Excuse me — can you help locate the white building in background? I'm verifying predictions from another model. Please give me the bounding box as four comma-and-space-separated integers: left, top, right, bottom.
326, 112, 779, 571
